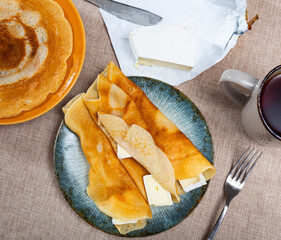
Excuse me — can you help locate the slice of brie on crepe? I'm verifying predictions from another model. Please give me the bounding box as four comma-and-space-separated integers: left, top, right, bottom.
143, 175, 173, 206
102, 62, 216, 182
115, 219, 147, 235
179, 173, 207, 193
62, 94, 152, 233
117, 144, 131, 159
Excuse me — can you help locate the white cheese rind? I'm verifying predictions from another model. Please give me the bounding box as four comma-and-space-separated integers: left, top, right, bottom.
117, 144, 131, 159
112, 218, 138, 225
179, 173, 207, 193
129, 25, 198, 71
143, 175, 173, 206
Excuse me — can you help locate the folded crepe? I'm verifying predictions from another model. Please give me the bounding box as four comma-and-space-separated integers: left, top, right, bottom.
63, 94, 152, 230
101, 62, 216, 181
83, 75, 179, 202
99, 113, 179, 201
83, 76, 149, 201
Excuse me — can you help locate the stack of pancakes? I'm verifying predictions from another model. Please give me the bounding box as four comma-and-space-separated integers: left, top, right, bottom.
0, 0, 73, 118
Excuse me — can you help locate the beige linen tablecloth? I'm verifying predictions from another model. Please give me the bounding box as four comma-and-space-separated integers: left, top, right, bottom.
1, 0, 281, 239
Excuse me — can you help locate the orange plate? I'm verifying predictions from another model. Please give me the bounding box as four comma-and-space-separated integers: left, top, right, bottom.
0, 0, 86, 125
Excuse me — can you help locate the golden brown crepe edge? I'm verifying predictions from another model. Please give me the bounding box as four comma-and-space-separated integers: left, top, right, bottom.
63, 94, 152, 228
103, 62, 216, 182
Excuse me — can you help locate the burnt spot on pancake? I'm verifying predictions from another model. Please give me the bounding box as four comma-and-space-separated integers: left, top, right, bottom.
0, 0, 73, 118
0, 19, 39, 70
0, 21, 26, 70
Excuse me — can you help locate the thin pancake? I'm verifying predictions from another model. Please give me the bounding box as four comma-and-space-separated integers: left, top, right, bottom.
83, 75, 179, 201
0, 0, 73, 118
120, 158, 149, 202
63, 94, 152, 222
83, 75, 150, 200
103, 62, 216, 181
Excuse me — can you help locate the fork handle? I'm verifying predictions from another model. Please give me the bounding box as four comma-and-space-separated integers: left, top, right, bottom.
206, 204, 229, 240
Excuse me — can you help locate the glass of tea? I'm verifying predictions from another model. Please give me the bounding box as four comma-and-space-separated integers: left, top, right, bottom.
219, 65, 281, 146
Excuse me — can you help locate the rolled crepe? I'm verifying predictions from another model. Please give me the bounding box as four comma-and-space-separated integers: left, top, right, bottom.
63, 94, 152, 224
83, 75, 149, 201
83, 75, 179, 201
102, 62, 216, 181
98, 113, 179, 201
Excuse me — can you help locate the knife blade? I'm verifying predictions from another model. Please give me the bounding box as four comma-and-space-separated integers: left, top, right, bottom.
85, 0, 162, 26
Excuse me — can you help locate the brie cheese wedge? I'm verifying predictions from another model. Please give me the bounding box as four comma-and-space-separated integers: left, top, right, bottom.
143, 175, 173, 206
129, 25, 198, 71
179, 173, 207, 193
117, 144, 131, 159
112, 218, 138, 225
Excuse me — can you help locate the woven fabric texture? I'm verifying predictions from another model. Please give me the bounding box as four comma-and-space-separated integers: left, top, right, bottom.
1, 0, 281, 239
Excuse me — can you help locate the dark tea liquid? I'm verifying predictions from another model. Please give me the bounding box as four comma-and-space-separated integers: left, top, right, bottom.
260, 74, 281, 137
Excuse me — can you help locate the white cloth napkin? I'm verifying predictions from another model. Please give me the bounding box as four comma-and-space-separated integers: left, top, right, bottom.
100, 0, 248, 86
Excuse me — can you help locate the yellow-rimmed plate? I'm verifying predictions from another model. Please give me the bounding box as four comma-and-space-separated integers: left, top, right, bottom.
0, 0, 85, 125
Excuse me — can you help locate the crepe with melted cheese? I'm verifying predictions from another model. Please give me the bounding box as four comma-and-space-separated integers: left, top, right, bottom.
0, 0, 73, 118
63, 94, 152, 224
83, 75, 179, 202
101, 62, 216, 181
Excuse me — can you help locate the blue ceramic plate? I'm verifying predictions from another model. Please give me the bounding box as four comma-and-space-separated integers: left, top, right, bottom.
54, 77, 214, 237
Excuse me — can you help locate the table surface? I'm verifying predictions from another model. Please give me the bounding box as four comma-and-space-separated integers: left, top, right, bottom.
1, 0, 281, 239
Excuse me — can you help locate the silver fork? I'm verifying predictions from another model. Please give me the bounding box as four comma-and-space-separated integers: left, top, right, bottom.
207, 147, 263, 240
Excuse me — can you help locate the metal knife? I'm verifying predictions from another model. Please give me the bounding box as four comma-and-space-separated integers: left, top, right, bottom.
85, 0, 162, 26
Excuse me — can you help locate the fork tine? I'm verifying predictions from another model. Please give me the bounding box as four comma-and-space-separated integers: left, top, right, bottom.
237, 150, 259, 183
229, 146, 251, 177
241, 152, 263, 184
232, 147, 255, 179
